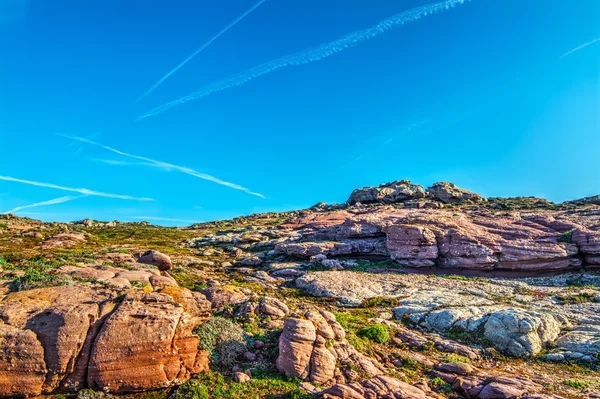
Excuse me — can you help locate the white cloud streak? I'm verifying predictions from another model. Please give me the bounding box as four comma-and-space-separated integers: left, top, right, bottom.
561, 38, 600, 58
59, 134, 266, 198
3, 195, 83, 214
137, 0, 268, 101
0, 175, 154, 201
138, 0, 470, 119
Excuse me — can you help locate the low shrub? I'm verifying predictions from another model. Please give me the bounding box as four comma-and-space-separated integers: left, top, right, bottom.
195, 317, 247, 370
357, 324, 390, 344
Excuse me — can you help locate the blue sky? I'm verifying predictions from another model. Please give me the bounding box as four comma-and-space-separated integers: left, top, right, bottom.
0, 0, 599, 226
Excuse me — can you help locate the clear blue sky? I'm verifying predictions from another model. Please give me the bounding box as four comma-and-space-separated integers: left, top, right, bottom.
0, 0, 599, 226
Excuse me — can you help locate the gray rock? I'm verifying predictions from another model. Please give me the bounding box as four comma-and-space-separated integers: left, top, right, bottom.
483, 308, 561, 357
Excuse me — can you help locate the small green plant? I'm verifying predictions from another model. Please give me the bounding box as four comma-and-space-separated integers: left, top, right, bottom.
444, 354, 470, 364
0, 222, 8, 229
430, 377, 452, 393
0, 256, 7, 267
357, 324, 390, 344
558, 230, 574, 243
563, 379, 588, 389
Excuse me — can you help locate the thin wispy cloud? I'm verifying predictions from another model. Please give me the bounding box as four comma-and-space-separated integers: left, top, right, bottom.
561, 38, 600, 58
59, 134, 266, 198
131, 216, 201, 224
91, 158, 174, 171
3, 195, 82, 214
0, 175, 154, 201
138, 0, 471, 120
137, 0, 268, 101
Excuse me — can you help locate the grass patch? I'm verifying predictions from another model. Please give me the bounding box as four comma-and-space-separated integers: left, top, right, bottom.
555, 292, 596, 304
444, 354, 470, 364
12, 258, 72, 291
171, 371, 311, 399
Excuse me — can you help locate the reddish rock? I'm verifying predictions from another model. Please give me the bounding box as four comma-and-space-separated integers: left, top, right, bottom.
87, 292, 209, 392
317, 375, 435, 399
137, 250, 173, 271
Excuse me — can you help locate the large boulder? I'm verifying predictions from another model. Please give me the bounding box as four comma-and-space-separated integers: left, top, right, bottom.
483, 309, 561, 357
347, 180, 426, 205
87, 292, 209, 392
0, 285, 211, 396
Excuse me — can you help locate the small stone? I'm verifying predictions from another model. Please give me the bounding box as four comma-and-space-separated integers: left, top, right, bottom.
234, 372, 251, 383
253, 340, 265, 349
244, 352, 257, 361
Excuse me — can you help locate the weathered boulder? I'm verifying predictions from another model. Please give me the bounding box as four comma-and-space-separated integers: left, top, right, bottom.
200, 286, 248, 310
426, 182, 483, 204
483, 309, 561, 357
276, 318, 316, 380
277, 311, 384, 386
0, 285, 211, 396
87, 292, 209, 392
347, 180, 426, 205
137, 250, 173, 271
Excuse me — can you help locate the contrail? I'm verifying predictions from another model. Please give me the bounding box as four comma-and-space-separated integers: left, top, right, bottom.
58, 134, 266, 198
3, 195, 83, 214
561, 38, 600, 58
0, 175, 154, 201
138, 0, 470, 120
137, 0, 268, 101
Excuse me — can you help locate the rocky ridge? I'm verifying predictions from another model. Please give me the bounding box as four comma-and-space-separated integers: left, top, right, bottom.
0, 181, 599, 398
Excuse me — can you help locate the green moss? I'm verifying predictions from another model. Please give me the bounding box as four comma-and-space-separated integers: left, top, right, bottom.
357, 324, 390, 344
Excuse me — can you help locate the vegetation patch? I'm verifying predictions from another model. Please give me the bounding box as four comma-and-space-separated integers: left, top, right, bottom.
558, 230, 574, 243
357, 324, 390, 344
562, 379, 588, 389
362, 296, 400, 308
195, 317, 248, 370
170, 371, 311, 399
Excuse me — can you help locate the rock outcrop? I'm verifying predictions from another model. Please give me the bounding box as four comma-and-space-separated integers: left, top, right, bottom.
0, 283, 211, 396
278, 208, 597, 271
347, 180, 426, 205
316, 376, 437, 399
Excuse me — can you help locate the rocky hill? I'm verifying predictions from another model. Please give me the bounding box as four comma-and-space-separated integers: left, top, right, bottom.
0, 181, 599, 399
